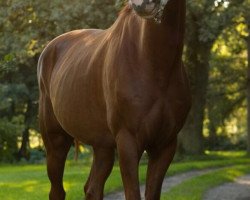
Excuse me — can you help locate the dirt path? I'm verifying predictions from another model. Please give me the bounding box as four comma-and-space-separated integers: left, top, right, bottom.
104, 168, 219, 200
203, 174, 250, 200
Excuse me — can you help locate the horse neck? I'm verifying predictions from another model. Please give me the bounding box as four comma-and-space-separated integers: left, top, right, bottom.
139, 0, 186, 69
110, 0, 185, 71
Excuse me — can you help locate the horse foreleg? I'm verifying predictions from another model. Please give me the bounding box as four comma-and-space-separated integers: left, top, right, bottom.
116, 129, 143, 200
145, 138, 177, 200
84, 147, 115, 200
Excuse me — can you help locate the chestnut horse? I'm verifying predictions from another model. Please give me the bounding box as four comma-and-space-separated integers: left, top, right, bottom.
38, 0, 191, 199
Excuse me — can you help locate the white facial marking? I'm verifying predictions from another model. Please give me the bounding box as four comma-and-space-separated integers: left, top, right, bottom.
145, 3, 156, 12
130, 0, 144, 6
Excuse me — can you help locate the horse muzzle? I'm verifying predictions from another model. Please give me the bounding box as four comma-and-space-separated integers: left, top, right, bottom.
129, 0, 161, 19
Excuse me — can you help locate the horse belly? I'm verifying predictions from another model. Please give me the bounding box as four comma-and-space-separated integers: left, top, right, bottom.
54, 101, 115, 147
50, 77, 115, 147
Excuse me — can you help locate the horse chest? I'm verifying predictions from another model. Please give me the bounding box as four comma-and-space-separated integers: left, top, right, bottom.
145, 93, 190, 145
106, 74, 190, 145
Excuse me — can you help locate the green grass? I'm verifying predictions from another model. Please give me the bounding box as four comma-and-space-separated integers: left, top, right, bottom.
0, 151, 249, 200
161, 165, 250, 200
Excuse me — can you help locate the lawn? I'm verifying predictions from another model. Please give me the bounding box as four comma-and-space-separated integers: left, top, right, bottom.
161, 165, 250, 200
0, 151, 249, 200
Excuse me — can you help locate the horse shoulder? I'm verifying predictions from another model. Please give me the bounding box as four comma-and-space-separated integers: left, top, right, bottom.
38, 29, 104, 95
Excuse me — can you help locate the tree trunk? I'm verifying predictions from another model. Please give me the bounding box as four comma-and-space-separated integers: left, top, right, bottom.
16, 99, 33, 160
208, 118, 217, 150
17, 127, 30, 160
247, 30, 250, 155
207, 99, 220, 150
178, 42, 211, 155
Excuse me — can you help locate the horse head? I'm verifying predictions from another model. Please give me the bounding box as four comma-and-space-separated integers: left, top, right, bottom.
129, 0, 170, 23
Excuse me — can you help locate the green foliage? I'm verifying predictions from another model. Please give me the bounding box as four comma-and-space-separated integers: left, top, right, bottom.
27, 148, 45, 164
180, 0, 250, 154
205, 7, 249, 150
0, 54, 17, 78
0, 117, 24, 162
0, 0, 123, 162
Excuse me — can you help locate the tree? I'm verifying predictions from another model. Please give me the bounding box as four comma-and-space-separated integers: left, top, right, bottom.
178, 0, 245, 154
207, 29, 247, 150
198, 0, 250, 152
244, 2, 250, 154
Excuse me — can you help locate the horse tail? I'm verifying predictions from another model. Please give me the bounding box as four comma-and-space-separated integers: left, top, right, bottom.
74, 139, 80, 161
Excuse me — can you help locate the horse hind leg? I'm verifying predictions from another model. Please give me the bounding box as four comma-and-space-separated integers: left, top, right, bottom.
39, 95, 73, 200
84, 147, 115, 200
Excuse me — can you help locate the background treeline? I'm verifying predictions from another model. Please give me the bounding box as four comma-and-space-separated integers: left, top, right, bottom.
0, 0, 249, 163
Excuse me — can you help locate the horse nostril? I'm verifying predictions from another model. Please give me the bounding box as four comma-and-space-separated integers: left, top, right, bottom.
150, 0, 159, 3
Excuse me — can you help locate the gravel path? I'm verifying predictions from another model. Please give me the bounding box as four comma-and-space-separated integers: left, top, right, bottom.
203, 174, 250, 200
104, 168, 219, 200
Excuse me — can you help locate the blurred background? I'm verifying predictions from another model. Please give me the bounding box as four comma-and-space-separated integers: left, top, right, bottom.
0, 0, 249, 163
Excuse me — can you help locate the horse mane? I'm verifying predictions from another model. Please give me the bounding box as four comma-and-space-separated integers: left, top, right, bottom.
108, 3, 141, 35
101, 4, 143, 54
119, 4, 133, 16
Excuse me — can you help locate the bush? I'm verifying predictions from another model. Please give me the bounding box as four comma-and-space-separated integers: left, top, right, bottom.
28, 148, 46, 164
205, 134, 247, 151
